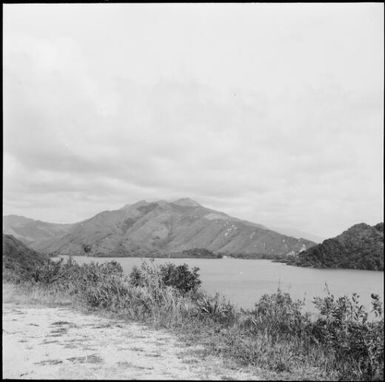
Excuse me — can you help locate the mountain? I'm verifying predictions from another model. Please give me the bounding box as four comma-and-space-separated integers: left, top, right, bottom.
269, 226, 325, 243
17, 198, 315, 258
3, 215, 73, 246
3, 234, 49, 281
287, 223, 384, 270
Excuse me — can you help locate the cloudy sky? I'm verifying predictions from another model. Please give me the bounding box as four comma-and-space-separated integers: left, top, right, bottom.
3, 3, 383, 239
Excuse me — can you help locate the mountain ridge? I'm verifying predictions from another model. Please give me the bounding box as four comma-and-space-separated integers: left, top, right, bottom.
3, 215, 73, 245
3, 199, 316, 258
268, 226, 325, 243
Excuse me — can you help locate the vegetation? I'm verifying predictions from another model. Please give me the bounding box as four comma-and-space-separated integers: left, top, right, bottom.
89, 247, 222, 259
3, 234, 49, 283
217, 252, 272, 259
287, 223, 384, 271
4, 243, 383, 381
170, 248, 222, 259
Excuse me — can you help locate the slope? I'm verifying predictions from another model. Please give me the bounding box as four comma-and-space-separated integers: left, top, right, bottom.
288, 223, 384, 270
3, 215, 73, 246
32, 198, 315, 257
3, 234, 49, 281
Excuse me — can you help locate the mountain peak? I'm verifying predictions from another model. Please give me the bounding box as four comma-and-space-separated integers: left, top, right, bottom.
172, 198, 201, 207
121, 200, 149, 209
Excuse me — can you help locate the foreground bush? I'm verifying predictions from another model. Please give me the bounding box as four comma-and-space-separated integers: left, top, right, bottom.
9, 257, 384, 381
311, 292, 384, 380
242, 290, 311, 341
130, 261, 201, 295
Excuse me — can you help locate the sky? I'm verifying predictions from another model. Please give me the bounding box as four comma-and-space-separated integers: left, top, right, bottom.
3, 3, 384, 239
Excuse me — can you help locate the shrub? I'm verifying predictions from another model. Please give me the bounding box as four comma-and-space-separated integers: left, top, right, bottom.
159, 263, 201, 294
196, 292, 236, 325
129, 261, 201, 295
241, 289, 311, 342
31, 258, 65, 284
129, 260, 164, 291
311, 292, 384, 380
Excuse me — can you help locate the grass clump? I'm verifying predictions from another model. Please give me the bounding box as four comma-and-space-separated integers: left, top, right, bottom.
5, 256, 384, 381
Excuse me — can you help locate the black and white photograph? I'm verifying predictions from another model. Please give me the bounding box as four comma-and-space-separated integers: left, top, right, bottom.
2, 2, 384, 380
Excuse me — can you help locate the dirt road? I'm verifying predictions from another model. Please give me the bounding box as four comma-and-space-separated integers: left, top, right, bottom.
3, 302, 260, 380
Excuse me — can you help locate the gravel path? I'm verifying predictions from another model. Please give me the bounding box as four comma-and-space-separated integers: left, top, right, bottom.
3, 302, 260, 380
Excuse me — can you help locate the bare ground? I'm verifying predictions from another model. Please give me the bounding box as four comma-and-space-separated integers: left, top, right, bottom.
3, 298, 261, 380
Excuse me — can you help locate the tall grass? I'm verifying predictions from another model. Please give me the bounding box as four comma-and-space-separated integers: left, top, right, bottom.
10, 257, 384, 380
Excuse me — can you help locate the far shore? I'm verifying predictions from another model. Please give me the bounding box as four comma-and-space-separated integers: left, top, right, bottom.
51, 254, 385, 271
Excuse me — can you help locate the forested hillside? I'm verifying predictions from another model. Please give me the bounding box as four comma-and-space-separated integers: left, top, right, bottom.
288, 223, 384, 270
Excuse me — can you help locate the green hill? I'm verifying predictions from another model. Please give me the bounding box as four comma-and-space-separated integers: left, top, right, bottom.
3, 234, 49, 282
288, 223, 384, 270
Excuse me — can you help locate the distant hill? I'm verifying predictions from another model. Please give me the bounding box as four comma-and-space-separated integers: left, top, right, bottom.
269, 226, 325, 243
287, 223, 384, 271
4, 198, 315, 258
3, 215, 73, 246
3, 234, 49, 281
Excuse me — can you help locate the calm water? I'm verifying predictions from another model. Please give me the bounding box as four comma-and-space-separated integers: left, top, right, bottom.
58, 256, 384, 313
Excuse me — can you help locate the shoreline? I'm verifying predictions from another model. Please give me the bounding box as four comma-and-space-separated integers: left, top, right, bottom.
51, 254, 385, 271
51, 254, 385, 269
51, 255, 384, 312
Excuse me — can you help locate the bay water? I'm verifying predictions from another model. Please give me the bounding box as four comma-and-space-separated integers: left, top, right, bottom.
56, 256, 384, 314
